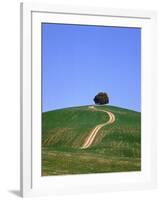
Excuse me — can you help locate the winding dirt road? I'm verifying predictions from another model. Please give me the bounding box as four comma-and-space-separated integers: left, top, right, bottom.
81, 106, 115, 149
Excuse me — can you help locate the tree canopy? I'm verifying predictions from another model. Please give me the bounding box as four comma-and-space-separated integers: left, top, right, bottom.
93, 92, 109, 105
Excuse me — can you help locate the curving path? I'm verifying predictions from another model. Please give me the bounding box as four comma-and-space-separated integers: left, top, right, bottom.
81, 106, 115, 149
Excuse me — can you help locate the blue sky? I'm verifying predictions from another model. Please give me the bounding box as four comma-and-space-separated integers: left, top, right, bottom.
42, 23, 141, 112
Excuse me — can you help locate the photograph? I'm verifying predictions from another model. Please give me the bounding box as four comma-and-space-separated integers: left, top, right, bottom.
41, 23, 141, 176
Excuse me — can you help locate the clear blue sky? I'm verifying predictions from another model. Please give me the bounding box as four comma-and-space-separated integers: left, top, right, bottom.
42, 23, 141, 112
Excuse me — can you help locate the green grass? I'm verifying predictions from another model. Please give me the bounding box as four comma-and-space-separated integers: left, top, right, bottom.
42, 105, 141, 176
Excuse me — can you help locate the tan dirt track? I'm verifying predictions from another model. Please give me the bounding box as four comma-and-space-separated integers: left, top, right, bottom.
81, 106, 115, 149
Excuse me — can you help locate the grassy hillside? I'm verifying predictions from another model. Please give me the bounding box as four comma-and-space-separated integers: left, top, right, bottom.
42, 105, 141, 176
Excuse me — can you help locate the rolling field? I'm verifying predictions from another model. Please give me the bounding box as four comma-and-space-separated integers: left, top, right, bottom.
42, 105, 141, 176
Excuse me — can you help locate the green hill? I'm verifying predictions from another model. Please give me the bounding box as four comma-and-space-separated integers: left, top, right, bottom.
42, 105, 141, 176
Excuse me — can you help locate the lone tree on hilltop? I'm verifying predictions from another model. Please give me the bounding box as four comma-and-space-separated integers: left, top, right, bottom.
93, 92, 109, 105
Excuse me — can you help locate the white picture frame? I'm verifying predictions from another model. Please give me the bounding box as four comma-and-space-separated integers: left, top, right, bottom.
20, 2, 157, 197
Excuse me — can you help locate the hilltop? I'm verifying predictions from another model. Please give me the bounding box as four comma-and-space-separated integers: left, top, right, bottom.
42, 105, 141, 175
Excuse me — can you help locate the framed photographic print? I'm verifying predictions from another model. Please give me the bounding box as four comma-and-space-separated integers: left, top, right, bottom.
20, 2, 157, 197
